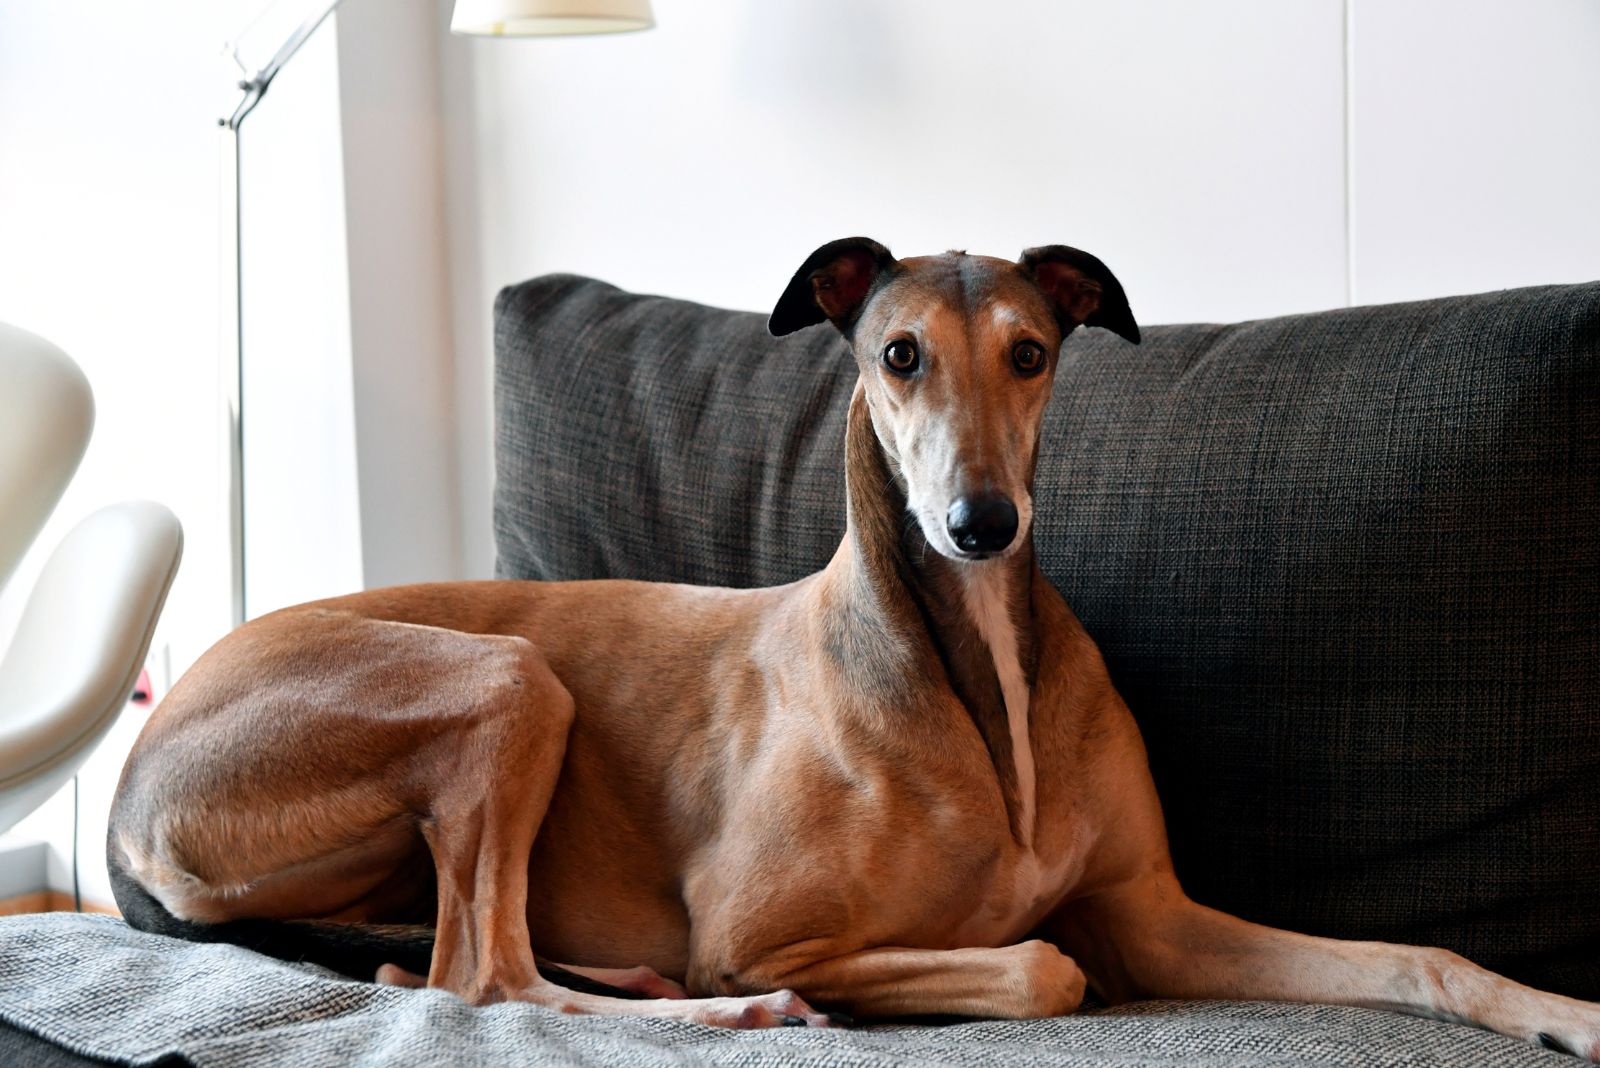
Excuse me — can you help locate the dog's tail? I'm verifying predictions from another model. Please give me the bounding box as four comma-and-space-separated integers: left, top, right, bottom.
106, 839, 633, 998
107, 837, 437, 980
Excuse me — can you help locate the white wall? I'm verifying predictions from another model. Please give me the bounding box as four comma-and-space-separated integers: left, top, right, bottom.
435, 0, 1599, 577
338, 0, 464, 590
1350, 0, 1600, 304
239, 12, 367, 618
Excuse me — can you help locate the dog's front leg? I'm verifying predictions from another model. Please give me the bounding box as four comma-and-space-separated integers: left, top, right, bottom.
1048, 874, 1600, 1059
719, 942, 1087, 1021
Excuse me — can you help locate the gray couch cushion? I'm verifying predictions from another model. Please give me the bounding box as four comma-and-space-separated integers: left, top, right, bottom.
0, 913, 1575, 1067
494, 276, 1600, 998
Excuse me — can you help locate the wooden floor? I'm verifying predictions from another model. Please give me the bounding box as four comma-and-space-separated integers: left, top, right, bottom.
0, 890, 118, 917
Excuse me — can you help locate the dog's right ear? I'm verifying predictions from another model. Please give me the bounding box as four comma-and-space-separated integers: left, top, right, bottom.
768, 237, 897, 337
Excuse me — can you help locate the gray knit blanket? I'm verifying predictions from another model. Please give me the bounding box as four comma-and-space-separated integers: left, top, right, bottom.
0, 914, 1568, 1067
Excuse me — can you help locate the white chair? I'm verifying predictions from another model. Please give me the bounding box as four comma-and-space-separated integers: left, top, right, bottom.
0, 322, 183, 835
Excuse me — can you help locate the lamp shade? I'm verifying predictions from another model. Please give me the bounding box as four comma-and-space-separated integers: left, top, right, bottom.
451, 0, 654, 36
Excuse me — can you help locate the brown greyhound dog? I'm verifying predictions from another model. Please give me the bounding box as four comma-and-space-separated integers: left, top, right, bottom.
110, 238, 1600, 1054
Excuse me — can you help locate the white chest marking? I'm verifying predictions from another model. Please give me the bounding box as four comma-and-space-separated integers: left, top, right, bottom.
959, 567, 1035, 847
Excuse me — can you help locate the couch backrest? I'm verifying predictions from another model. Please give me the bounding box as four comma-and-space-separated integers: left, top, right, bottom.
495, 274, 1600, 998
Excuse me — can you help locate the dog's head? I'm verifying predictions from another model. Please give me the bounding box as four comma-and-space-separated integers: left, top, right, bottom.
769, 237, 1138, 563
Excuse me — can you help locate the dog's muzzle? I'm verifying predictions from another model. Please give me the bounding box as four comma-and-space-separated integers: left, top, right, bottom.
946, 493, 1019, 555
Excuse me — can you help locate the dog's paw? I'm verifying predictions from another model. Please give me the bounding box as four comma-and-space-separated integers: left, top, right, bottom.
1524, 1016, 1600, 1062
375, 962, 427, 989
1523, 1029, 1600, 1061
722, 988, 834, 1029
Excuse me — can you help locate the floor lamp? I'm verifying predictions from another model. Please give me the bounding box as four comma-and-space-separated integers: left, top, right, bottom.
219, 0, 654, 627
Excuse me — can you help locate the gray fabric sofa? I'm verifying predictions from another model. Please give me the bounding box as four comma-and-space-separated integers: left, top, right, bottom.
0, 276, 1594, 1066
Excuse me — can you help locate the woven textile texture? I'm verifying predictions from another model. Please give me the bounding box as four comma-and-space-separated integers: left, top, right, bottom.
0, 913, 1577, 1068
495, 276, 1600, 997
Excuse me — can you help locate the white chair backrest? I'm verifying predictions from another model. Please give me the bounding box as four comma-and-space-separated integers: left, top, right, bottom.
0, 322, 94, 595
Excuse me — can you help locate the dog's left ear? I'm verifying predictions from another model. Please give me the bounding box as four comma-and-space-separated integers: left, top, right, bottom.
1019, 245, 1140, 344
768, 237, 898, 337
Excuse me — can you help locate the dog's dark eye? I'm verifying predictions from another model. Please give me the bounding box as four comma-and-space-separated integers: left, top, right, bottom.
1012, 341, 1046, 375
883, 339, 920, 375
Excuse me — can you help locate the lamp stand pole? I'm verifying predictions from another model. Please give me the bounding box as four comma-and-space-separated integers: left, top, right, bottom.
218, 0, 345, 628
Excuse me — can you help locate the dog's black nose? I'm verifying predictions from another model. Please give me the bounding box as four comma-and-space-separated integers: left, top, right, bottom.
946, 493, 1018, 555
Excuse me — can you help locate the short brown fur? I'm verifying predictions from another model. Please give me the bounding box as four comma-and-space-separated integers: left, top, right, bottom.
110, 242, 1600, 1052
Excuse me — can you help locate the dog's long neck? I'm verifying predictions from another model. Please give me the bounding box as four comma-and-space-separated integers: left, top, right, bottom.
824, 382, 1041, 845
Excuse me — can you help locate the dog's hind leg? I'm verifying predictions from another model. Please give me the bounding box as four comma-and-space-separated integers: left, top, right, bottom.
111, 610, 574, 1004
112, 608, 833, 1028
